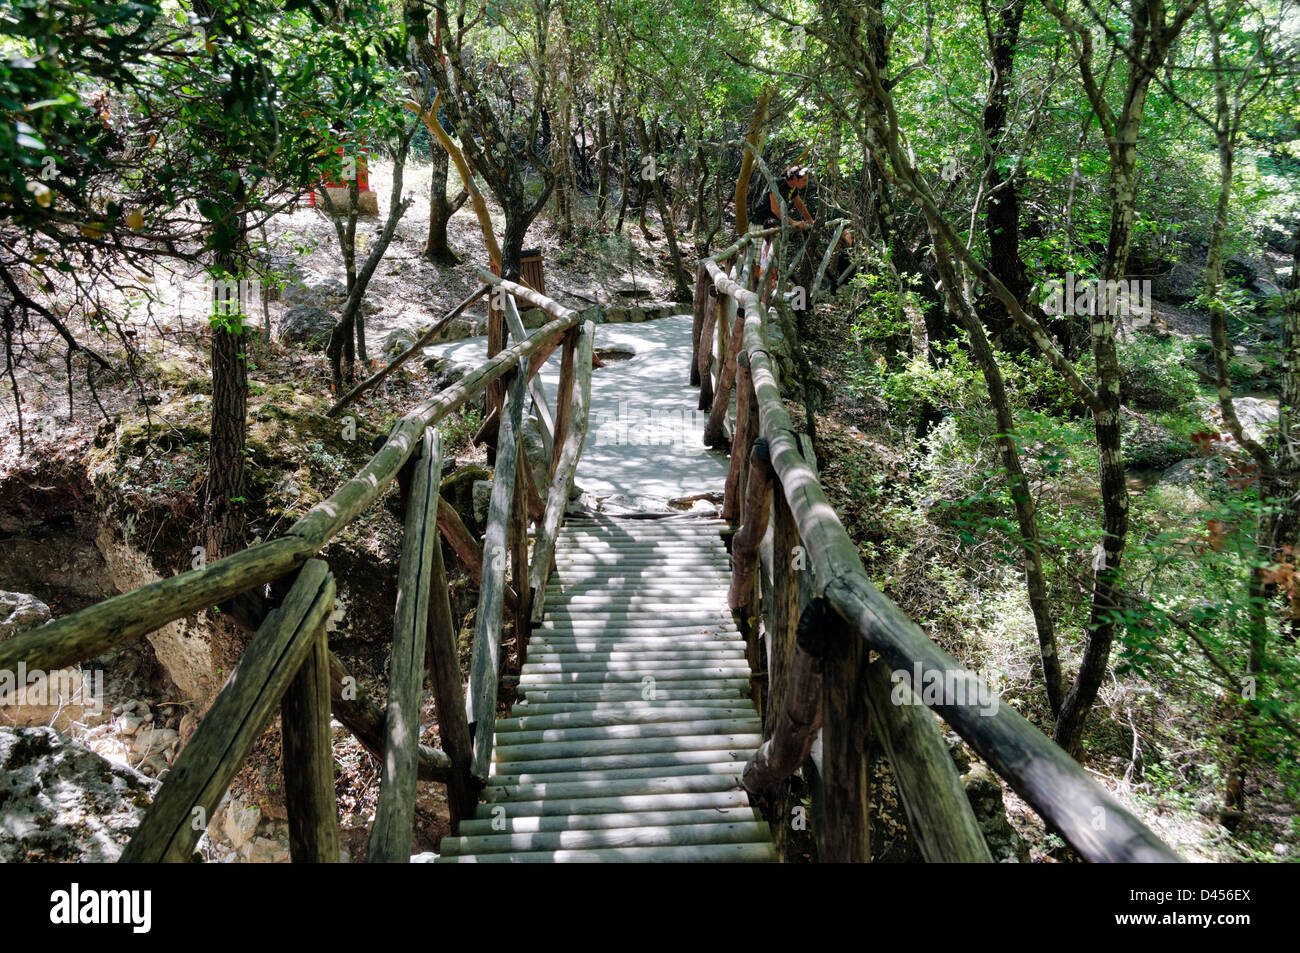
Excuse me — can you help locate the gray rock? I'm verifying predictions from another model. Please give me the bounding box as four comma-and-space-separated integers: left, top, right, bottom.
963, 763, 1030, 863
0, 590, 51, 640
520, 307, 549, 330
277, 305, 336, 349
1162, 456, 1230, 487
473, 480, 493, 523
1230, 396, 1277, 443
383, 328, 416, 358
434, 316, 486, 342
0, 727, 158, 862
1151, 260, 1203, 306
283, 274, 348, 309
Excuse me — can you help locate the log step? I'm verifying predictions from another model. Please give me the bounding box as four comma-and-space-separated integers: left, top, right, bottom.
486, 747, 760, 776
440, 820, 772, 856
494, 717, 761, 746
458, 806, 760, 835
470, 789, 751, 819
434, 842, 776, 862
495, 707, 756, 730
486, 760, 751, 786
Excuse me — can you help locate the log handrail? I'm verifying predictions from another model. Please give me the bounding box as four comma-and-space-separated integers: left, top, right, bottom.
0, 307, 580, 677
702, 234, 1183, 864
0, 273, 587, 863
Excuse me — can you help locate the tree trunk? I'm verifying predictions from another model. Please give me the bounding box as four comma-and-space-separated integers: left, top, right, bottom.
423, 144, 463, 265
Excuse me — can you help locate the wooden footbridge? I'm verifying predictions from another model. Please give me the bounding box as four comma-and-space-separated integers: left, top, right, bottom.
0, 228, 1182, 863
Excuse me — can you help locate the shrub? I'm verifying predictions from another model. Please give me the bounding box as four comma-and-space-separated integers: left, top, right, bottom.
1118, 335, 1201, 411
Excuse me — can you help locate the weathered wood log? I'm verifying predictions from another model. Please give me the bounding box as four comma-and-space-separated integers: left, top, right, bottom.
809, 220, 847, 304
690, 264, 710, 386
703, 302, 747, 449
702, 259, 1181, 862
121, 560, 335, 863
697, 286, 718, 411
766, 478, 801, 740
434, 493, 519, 614
743, 598, 826, 794
510, 434, 532, 663
471, 332, 565, 451
529, 321, 596, 624
861, 658, 992, 863
467, 368, 527, 780
502, 293, 555, 464
425, 493, 478, 827
290, 311, 577, 549
327, 652, 451, 782
327, 285, 489, 417
0, 535, 316, 677
485, 279, 508, 457
722, 353, 752, 525
728, 438, 773, 614
369, 429, 442, 862
818, 608, 870, 863
281, 622, 340, 863
473, 268, 580, 321
550, 328, 578, 476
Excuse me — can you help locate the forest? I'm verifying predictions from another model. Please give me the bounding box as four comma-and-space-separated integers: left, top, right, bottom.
0, 0, 1297, 870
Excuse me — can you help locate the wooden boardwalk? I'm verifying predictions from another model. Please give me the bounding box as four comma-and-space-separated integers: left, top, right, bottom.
436, 516, 776, 862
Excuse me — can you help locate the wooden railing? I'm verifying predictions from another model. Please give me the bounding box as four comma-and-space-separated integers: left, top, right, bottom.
696, 228, 1183, 863
0, 276, 597, 862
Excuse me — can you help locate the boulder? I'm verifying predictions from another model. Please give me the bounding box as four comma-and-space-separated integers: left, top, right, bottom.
1151, 260, 1203, 306
963, 763, 1030, 863
0, 590, 51, 639
0, 591, 94, 732
1229, 396, 1277, 443
433, 316, 486, 343
383, 328, 416, 358
282, 274, 349, 309
0, 727, 159, 863
472, 480, 493, 524
277, 305, 336, 349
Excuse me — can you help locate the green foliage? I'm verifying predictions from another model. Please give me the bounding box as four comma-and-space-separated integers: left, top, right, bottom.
1117, 334, 1202, 412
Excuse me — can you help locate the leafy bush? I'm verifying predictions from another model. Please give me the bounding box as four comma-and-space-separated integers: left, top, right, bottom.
1118, 335, 1202, 411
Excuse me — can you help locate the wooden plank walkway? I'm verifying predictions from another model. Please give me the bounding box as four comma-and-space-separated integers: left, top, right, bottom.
436, 515, 776, 862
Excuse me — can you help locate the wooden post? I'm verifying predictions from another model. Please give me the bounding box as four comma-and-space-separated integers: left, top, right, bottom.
466, 368, 526, 780
703, 303, 747, 449
550, 327, 578, 476
722, 352, 753, 525
486, 287, 506, 460
121, 560, 335, 863
729, 437, 773, 711
697, 286, 718, 411
511, 432, 532, 664
281, 623, 340, 862
766, 477, 801, 738
862, 658, 992, 862
501, 293, 555, 464
816, 604, 871, 863
691, 263, 710, 387
528, 321, 597, 624
435, 495, 519, 614
426, 494, 478, 827
743, 598, 827, 794
368, 428, 442, 862
327, 651, 452, 781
